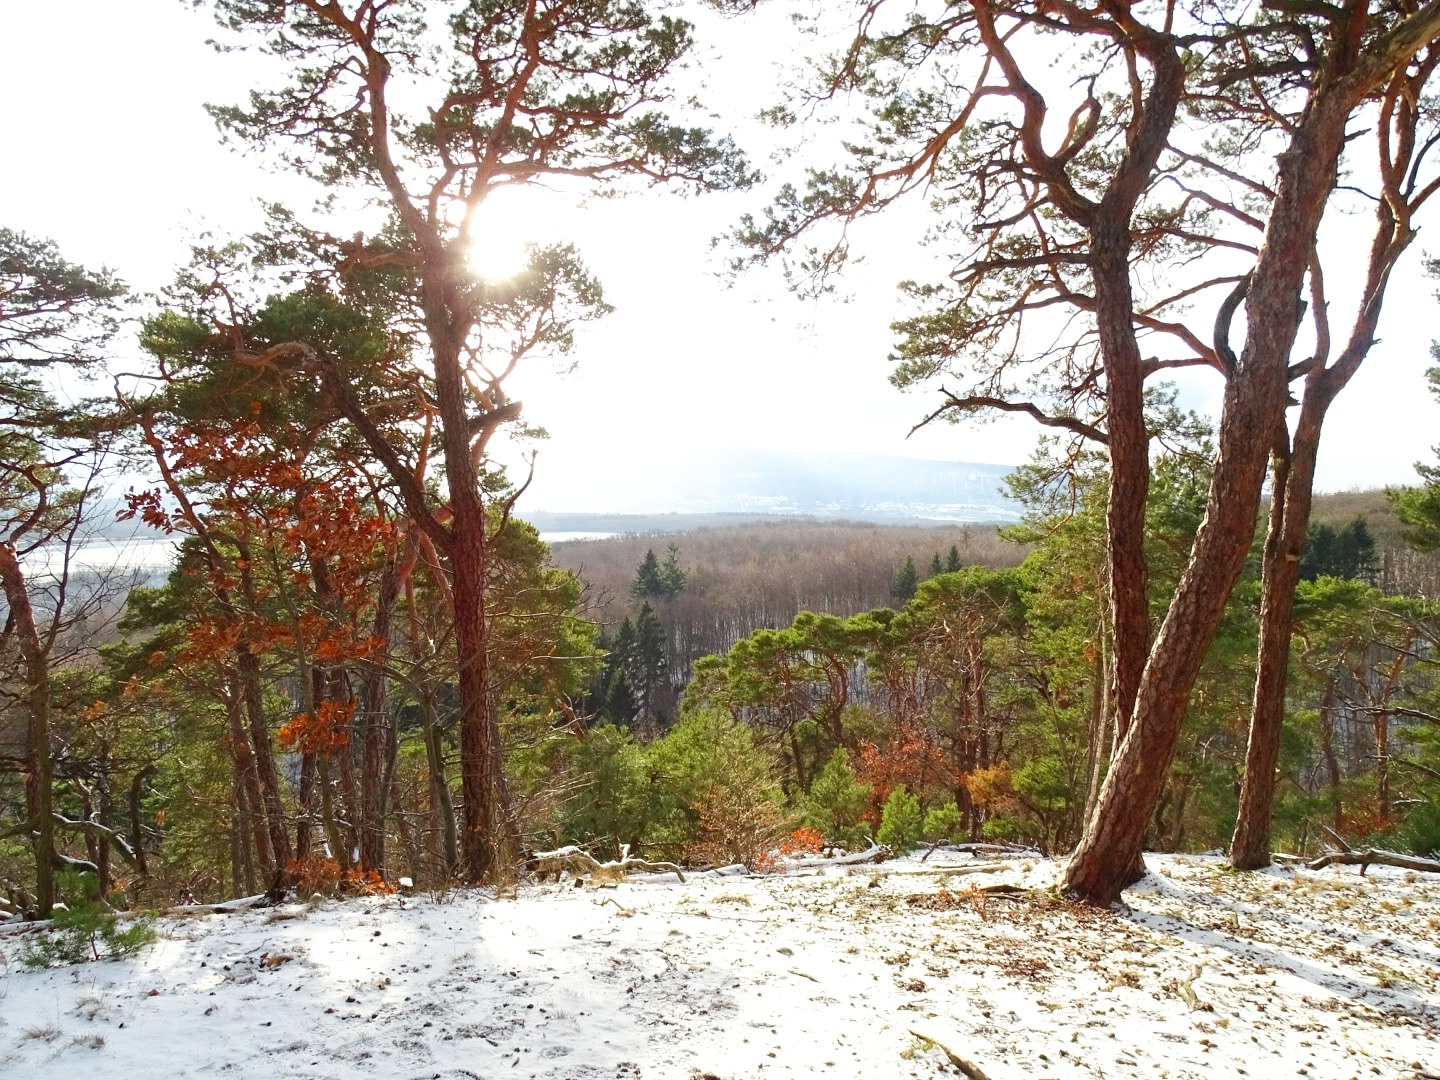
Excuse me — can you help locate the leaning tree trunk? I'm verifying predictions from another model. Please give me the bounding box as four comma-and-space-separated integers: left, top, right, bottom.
0, 543, 55, 916
1065, 89, 1357, 905
1230, 420, 1318, 869
1231, 180, 1413, 870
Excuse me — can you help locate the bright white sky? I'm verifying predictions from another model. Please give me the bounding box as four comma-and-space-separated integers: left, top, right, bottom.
2, 0, 1436, 512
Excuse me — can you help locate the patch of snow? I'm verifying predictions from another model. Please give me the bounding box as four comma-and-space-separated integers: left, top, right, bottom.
2, 852, 1436, 1078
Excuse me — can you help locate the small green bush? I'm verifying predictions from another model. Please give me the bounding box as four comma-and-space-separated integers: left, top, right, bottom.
20, 871, 156, 969
876, 786, 922, 854
1399, 798, 1440, 859
803, 748, 870, 847
922, 802, 964, 844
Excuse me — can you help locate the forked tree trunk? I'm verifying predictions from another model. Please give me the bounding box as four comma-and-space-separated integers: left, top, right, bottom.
1, 543, 55, 915
1066, 91, 1356, 905
1232, 187, 1413, 870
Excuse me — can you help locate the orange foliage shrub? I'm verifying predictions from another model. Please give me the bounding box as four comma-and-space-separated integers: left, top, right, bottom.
287, 857, 396, 897
289, 856, 344, 896
684, 785, 788, 871
965, 764, 1019, 815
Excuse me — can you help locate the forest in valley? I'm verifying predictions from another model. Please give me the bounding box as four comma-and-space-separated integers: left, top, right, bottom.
8, 0, 1440, 928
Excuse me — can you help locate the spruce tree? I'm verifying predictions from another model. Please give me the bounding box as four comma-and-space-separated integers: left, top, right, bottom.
630, 549, 665, 601
660, 543, 688, 599
891, 556, 919, 603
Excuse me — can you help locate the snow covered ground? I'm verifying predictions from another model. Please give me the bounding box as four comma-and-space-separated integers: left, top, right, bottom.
2, 852, 1437, 1079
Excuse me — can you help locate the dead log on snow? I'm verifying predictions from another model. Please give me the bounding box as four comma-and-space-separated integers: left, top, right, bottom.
530, 845, 686, 884
1306, 848, 1440, 875
908, 1030, 994, 1080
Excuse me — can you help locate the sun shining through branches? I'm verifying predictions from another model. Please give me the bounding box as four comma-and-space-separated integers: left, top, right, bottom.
464, 187, 555, 283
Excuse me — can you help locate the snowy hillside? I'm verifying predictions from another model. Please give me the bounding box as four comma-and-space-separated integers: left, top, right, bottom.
2, 852, 1437, 1079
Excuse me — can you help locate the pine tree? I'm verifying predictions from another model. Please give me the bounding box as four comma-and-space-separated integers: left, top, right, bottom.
891, 556, 919, 603
630, 549, 665, 601
928, 552, 944, 578
660, 543, 688, 599
946, 545, 963, 573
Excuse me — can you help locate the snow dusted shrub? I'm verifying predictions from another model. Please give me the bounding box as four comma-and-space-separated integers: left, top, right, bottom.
877, 786, 923, 854
20, 871, 155, 968
753, 827, 826, 872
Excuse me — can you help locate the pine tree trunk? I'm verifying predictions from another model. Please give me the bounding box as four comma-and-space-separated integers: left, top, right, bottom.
0, 543, 56, 916
227, 675, 272, 882
237, 647, 293, 875
423, 696, 459, 878
1065, 90, 1355, 906
359, 553, 399, 874
1231, 426, 1314, 869
296, 750, 317, 862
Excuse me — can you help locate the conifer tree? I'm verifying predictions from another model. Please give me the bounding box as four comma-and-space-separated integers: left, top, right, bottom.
891, 556, 919, 603
946, 545, 963, 574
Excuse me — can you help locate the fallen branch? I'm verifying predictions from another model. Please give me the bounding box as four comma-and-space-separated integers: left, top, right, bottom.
165, 893, 268, 917
821, 843, 890, 867
848, 862, 1007, 878
53, 814, 140, 868
531, 845, 686, 885
909, 1030, 994, 1080
1306, 848, 1440, 876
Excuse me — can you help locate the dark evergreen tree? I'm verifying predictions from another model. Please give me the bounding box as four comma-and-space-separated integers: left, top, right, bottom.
630, 549, 665, 601
946, 545, 963, 574
629, 602, 670, 727
659, 543, 688, 599
1300, 517, 1378, 582
928, 552, 944, 578
891, 556, 919, 603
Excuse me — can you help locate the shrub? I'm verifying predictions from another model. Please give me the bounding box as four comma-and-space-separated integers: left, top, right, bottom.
1399, 798, 1440, 859
557, 724, 657, 859
803, 748, 870, 847
646, 709, 787, 863
876, 786, 923, 854
20, 871, 156, 968
686, 783, 788, 870
922, 802, 964, 844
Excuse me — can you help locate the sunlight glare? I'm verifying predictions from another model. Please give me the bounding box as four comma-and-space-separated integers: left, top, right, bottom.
464, 187, 542, 282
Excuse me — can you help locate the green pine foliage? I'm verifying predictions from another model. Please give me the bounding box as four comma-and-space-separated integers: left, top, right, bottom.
876, 786, 923, 854
922, 802, 963, 844
803, 749, 871, 847
19, 871, 156, 968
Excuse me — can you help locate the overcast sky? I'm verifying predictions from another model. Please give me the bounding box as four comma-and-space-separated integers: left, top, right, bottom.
3, 0, 1437, 513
